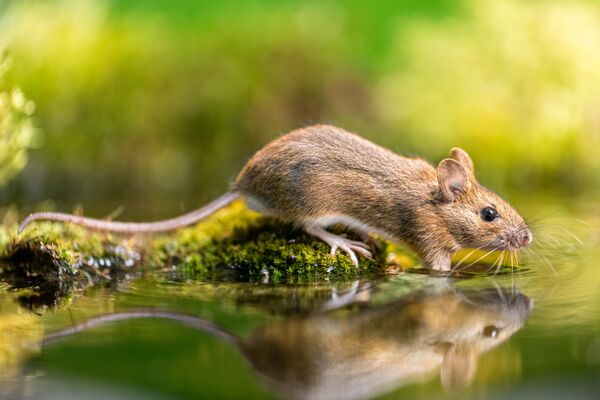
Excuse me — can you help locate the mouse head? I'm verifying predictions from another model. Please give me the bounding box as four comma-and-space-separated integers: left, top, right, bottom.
435, 148, 532, 251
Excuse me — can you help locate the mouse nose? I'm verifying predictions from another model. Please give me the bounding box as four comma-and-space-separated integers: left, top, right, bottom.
520, 230, 532, 247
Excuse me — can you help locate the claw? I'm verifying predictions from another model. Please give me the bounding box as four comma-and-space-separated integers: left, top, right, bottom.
339, 244, 359, 266
347, 239, 370, 250
352, 246, 372, 259
304, 225, 373, 267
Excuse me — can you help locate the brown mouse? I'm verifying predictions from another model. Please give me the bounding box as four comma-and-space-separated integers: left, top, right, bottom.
18, 125, 532, 270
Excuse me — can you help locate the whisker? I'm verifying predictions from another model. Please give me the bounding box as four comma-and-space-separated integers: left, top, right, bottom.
490, 278, 506, 303
561, 229, 585, 246
494, 251, 505, 276
455, 247, 500, 272
511, 253, 515, 295
485, 256, 499, 274
453, 248, 480, 269
530, 248, 558, 277
486, 250, 503, 274
534, 236, 563, 249
535, 232, 571, 247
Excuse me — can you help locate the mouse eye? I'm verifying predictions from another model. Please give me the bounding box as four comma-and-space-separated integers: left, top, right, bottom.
480, 207, 499, 222
482, 325, 503, 338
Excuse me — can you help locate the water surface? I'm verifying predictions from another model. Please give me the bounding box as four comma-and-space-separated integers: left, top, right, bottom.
0, 209, 599, 399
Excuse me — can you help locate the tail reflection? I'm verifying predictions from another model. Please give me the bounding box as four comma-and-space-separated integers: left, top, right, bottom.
44, 286, 532, 400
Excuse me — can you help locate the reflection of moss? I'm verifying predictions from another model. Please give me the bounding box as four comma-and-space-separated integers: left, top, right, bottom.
0, 287, 43, 382
0, 202, 394, 301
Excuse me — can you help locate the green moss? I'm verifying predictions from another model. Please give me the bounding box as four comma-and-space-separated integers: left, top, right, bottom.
152, 202, 389, 283
0, 219, 143, 307
0, 202, 394, 303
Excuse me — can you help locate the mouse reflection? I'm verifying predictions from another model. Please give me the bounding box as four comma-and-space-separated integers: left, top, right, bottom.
240, 286, 531, 399
43, 286, 532, 400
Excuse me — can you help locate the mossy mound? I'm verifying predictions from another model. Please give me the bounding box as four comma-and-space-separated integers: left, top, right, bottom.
162, 218, 387, 284
0, 202, 403, 303
0, 224, 142, 307
152, 202, 391, 283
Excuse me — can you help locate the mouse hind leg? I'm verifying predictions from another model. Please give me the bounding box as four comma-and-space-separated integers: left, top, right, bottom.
304, 224, 372, 267
241, 192, 373, 266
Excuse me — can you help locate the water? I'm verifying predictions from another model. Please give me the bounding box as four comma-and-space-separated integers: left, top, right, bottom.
0, 212, 599, 399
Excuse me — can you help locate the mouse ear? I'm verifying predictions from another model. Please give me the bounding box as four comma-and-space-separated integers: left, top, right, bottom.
437, 158, 470, 203
440, 345, 477, 390
450, 147, 474, 175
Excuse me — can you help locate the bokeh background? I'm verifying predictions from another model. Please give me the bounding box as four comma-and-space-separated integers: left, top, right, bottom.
1, 2, 600, 399
1, 0, 600, 218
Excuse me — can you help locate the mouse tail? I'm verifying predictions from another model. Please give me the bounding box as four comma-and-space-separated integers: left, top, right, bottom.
18, 191, 240, 234
42, 309, 239, 347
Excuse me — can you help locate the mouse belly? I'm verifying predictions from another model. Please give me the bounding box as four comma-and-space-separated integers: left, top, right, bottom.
305, 214, 390, 241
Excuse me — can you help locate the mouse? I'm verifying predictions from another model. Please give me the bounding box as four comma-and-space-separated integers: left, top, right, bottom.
18, 124, 532, 270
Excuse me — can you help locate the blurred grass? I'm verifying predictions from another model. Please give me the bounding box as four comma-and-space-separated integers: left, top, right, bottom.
377, 0, 600, 194
0, 0, 598, 219
0, 53, 36, 187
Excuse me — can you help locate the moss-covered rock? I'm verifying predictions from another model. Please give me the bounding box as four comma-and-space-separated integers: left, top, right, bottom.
155, 208, 389, 284
0, 202, 412, 302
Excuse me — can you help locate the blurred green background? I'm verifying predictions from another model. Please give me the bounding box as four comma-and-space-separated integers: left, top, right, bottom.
1, 3, 599, 398
1, 0, 600, 219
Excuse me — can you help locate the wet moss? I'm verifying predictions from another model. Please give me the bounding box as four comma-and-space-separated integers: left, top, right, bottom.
0, 239, 75, 308
0, 202, 400, 300
0, 222, 142, 307
170, 220, 386, 283
152, 202, 392, 283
